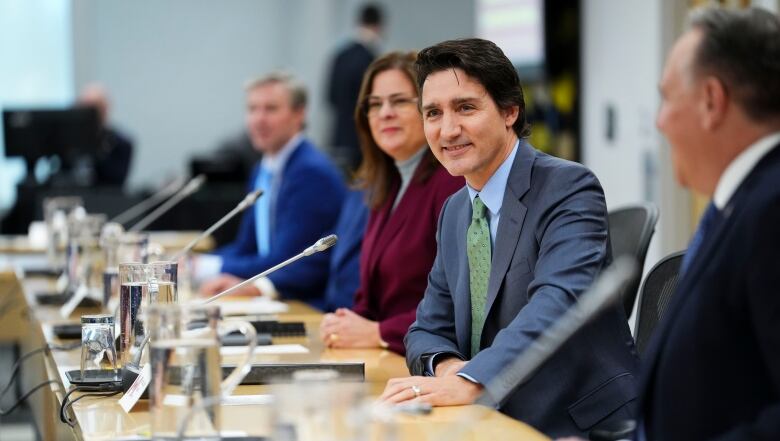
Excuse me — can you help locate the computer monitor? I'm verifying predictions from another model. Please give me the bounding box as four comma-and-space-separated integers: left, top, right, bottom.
2, 107, 101, 165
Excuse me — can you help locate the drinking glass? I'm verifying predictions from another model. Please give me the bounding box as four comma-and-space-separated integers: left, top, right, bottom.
148, 261, 178, 304
80, 314, 118, 378
118, 263, 148, 366
147, 304, 256, 440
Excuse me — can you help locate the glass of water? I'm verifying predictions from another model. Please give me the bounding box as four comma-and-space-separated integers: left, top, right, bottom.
80, 314, 118, 379
146, 303, 257, 440
118, 262, 148, 367
148, 261, 178, 304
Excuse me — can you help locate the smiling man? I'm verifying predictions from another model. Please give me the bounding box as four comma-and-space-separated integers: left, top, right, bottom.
195, 72, 346, 308
380, 39, 638, 437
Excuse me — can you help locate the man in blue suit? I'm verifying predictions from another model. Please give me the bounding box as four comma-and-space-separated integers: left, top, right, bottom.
380, 39, 638, 437
635, 7, 780, 440
197, 72, 346, 308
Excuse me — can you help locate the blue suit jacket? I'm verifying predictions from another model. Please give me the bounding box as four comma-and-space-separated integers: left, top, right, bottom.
638, 142, 780, 441
405, 142, 639, 437
215, 139, 346, 308
323, 189, 368, 312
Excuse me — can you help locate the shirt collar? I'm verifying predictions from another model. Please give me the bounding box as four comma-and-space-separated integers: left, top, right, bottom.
467, 140, 519, 216
260, 132, 303, 175
713, 131, 780, 209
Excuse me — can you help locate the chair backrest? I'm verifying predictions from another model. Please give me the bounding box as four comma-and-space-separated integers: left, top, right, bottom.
634, 250, 685, 355
608, 203, 659, 317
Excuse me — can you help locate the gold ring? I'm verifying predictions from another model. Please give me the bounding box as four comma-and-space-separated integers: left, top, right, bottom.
411, 385, 421, 398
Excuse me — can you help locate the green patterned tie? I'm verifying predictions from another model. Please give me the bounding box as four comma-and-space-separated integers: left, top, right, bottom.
468, 196, 491, 357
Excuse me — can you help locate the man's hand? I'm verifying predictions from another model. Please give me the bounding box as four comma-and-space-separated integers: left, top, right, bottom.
199, 274, 260, 297
379, 375, 483, 406
319, 308, 382, 349
434, 357, 467, 377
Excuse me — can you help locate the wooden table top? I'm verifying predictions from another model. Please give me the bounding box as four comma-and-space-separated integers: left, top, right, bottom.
0, 271, 548, 441
0, 231, 215, 254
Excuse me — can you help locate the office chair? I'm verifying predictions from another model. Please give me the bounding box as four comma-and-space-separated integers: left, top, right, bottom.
608, 203, 659, 317
589, 250, 685, 441
633, 250, 685, 355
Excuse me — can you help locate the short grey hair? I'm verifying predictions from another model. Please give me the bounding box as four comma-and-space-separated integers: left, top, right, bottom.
244, 71, 308, 110
687, 6, 780, 122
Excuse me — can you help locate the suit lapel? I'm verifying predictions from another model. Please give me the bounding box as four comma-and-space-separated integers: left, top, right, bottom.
483, 143, 534, 322
638, 185, 740, 400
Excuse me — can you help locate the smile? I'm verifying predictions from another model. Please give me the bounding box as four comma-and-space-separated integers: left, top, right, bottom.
442, 143, 471, 151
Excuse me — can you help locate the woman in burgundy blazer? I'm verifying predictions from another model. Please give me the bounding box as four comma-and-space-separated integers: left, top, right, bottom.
319, 51, 463, 354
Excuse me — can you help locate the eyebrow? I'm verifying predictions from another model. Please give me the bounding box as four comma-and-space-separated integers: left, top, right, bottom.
421, 95, 480, 112
368, 92, 414, 100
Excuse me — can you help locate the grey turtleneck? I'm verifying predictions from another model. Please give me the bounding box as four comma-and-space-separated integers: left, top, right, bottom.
392, 147, 427, 211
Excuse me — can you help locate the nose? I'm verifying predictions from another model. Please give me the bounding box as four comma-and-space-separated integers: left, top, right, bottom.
440, 111, 460, 140
378, 100, 396, 119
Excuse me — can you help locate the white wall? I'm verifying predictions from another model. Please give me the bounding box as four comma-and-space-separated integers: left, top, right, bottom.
582, 0, 692, 274
71, 0, 475, 190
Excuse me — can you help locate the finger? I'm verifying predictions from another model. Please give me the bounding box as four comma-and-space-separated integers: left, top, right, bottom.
379, 379, 414, 401
385, 386, 418, 404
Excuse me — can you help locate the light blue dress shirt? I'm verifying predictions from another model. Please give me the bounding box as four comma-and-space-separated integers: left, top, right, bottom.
465, 141, 519, 248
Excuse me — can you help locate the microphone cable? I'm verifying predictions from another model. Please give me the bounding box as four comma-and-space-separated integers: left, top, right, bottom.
0, 380, 61, 416
60, 385, 121, 427
0, 343, 80, 404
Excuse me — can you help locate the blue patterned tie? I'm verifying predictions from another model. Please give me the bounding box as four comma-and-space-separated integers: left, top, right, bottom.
680, 202, 720, 275
468, 196, 491, 357
255, 166, 273, 257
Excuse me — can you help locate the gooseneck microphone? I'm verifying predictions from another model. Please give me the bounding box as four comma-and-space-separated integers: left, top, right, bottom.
128, 175, 206, 233
109, 177, 185, 226
168, 190, 263, 261
201, 234, 338, 304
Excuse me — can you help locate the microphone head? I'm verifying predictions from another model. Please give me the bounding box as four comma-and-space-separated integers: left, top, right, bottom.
314, 234, 338, 252
303, 234, 338, 256
185, 174, 207, 194
243, 189, 263, 205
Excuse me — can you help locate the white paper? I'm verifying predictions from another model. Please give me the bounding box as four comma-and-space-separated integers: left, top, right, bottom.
222, 394, 274, 406
119, 364, 151, 413
60, 284, 88, 318
216, 298, 289, 316
220, 343, 308, 356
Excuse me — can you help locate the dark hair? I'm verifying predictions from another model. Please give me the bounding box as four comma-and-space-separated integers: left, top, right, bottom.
354, 51, 439, 209
688, 6, 780, 122
415, 38, 531, 138
359, 4, 383, 27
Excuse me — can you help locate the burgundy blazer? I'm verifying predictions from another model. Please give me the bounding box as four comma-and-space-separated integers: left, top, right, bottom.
353, 161, 463, 354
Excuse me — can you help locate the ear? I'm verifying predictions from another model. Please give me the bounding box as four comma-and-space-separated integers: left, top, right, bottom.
700, 76, 728, 131
501, 105, 520, 129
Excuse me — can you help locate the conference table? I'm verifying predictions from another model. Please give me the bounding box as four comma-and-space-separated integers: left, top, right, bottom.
0, 235, 547, 441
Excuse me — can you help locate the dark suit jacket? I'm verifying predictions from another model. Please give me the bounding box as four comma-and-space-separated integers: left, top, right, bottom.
324, 189, 368, 312
327, 41, 375, 169
353, 163, 463, 354
638, 142, 780, 441
405, 141, 639, 437
215, 139, 346, 308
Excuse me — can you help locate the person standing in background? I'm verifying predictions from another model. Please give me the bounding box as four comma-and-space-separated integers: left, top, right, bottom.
326, 3, 384, 174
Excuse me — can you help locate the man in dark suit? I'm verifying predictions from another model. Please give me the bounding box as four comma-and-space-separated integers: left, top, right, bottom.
196, 72, 346, 309
326, 3, 383, 173
635, 7, 780, 440
379, 38, 638, 437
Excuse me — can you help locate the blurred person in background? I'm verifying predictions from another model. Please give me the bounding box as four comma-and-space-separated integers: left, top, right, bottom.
78, 83, 134, 186
326, 3, 384, 174
195, 72, 346, 309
